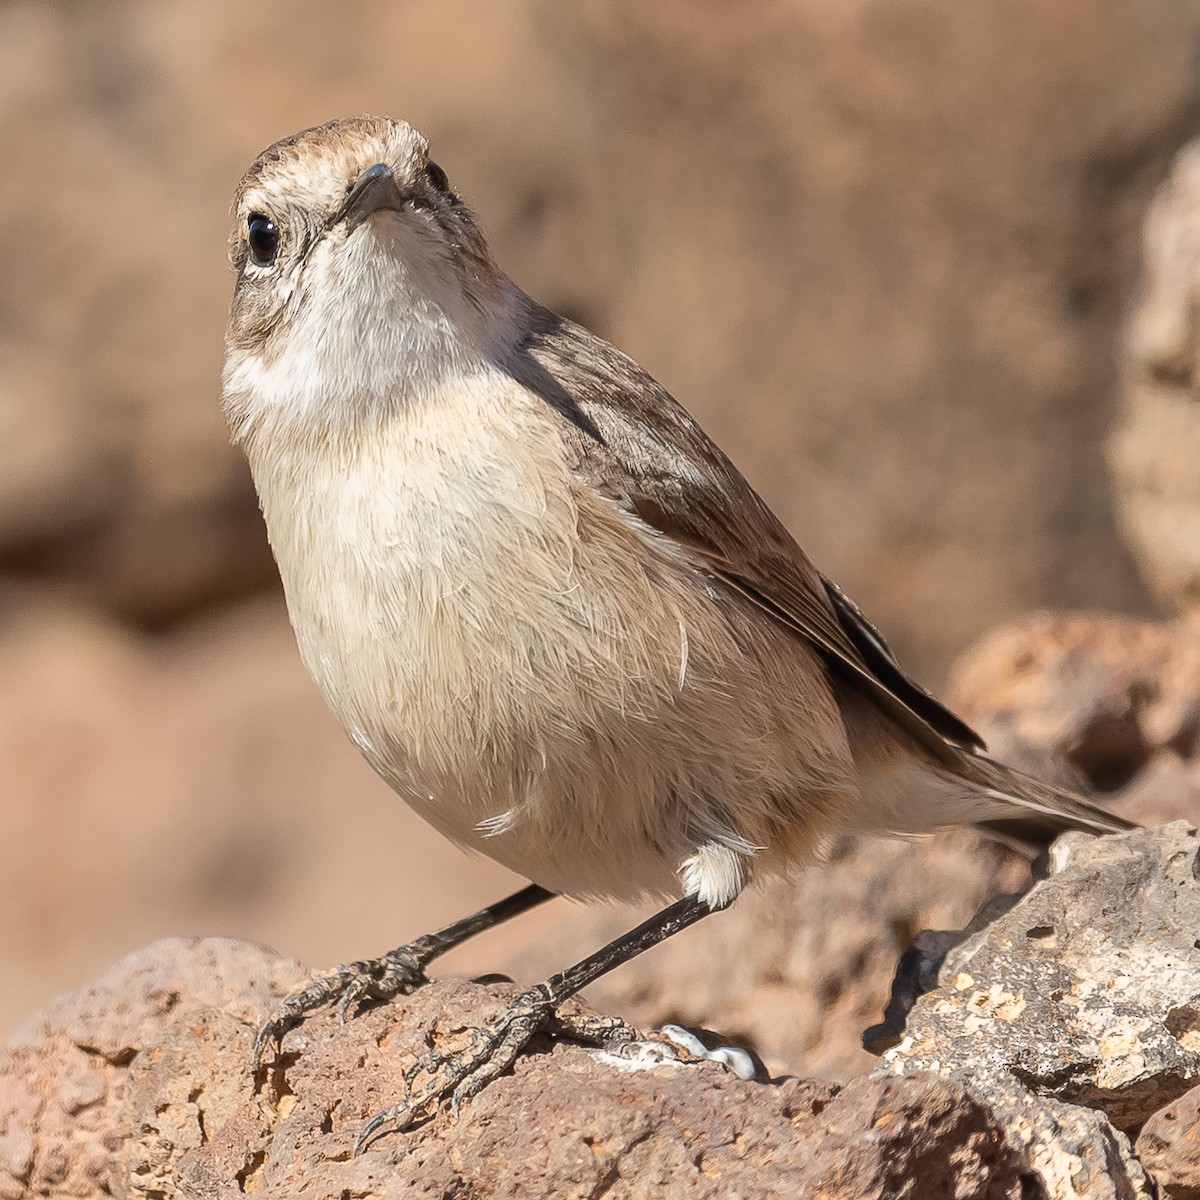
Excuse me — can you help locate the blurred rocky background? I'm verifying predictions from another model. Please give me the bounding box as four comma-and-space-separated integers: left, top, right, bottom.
4, 0, 1200, 1080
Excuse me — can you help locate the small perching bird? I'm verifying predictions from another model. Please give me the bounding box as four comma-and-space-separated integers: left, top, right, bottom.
222, 116, 1134, 1147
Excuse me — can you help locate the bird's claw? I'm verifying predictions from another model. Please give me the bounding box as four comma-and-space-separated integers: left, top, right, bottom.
251, 1023, 280, 1074
336, 977, 369, 1024
252, 948, 429, 1072
354, 987, 636, 1152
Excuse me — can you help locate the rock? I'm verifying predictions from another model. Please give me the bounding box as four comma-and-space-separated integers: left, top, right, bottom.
877, 824, 1200, 1195
11, 823, 1200, 1195
947, 611, 1200, 796
884, 824, 1200, 1127
0, 937, 1035, 1200
1112, 139, 1200, 627
946, 611, 1200, 835
864, 891, 1026, 1056
0, 939, 307, 1200
899, 1072, 1151, 1200
1137, 1084, 1200, 1199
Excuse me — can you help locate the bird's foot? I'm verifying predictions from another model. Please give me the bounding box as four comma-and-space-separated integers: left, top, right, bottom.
353, 984, 637, 1152
253, 944, 431, 1071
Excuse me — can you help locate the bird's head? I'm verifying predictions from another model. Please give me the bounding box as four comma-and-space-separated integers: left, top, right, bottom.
222, 116, 520, 446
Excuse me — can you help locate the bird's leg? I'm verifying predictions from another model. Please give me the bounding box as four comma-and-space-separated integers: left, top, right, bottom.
354, 893, 720, 1152
253, 883, 554, 1070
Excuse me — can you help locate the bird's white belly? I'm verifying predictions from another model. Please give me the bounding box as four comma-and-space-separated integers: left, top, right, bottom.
247, 395, 855, 903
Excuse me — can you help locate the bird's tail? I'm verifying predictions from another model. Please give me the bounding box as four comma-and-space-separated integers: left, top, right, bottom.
944, 753, 1138, 851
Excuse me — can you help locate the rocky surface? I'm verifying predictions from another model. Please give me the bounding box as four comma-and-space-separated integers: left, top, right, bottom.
867, 825, 1200, 1197
880, 824, 1200, 1128
10, 823, 1200, 1196
947, 611, 1200, 808
0, 937, 1031, 1200
1137, 1083, 1200, 1199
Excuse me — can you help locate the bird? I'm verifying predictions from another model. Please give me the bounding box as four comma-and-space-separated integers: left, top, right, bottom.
221, 115, 1135, 1148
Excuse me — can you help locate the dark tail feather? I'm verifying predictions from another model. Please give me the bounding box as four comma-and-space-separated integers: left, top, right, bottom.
953, 753, 1138, 852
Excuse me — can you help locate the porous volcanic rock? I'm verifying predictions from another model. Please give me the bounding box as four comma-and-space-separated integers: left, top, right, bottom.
878, 824, 1200, 1196
948, 611, 1200, 804
0, 937, 1035, 1199
11, 829, 1200, 1196
1137, 1083, 1200, 1199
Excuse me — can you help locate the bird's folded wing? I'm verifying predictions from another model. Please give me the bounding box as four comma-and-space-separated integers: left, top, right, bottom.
509, 306, 983, 765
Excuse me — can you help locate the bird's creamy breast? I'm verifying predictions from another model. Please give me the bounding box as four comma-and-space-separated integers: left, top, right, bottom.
240, 379, 857, 896
244, 383, 696, 817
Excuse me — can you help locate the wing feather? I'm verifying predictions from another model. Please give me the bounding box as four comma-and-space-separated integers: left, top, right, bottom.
505, 307, 984, 763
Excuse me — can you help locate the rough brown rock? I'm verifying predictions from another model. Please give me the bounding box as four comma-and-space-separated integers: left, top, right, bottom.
886, 1070, 1151, 1200
884, 824, 1200, 1127
1137, 1084, 1200, 1199
0, 937, 1032, 1200
864, 826, 1200, 1199
944, 610, 1200, 854
947, 611, 1200, 801
11, 825, 1200, 1195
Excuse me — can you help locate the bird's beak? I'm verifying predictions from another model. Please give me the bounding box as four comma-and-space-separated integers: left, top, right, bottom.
342, 162, 407, 230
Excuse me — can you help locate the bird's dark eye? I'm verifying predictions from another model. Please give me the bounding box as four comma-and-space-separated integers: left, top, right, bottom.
247, 213, 280, 266
426, 160, 449, 192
